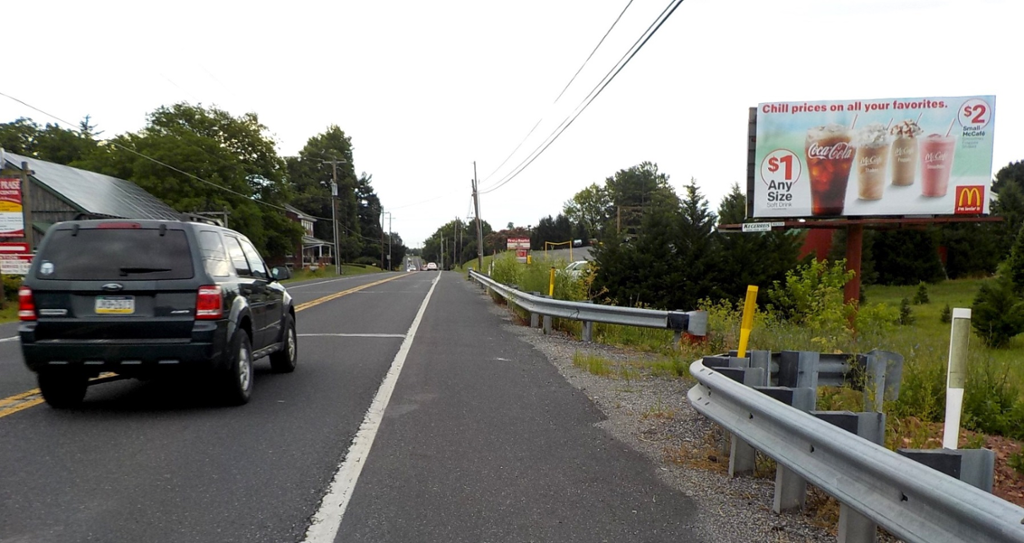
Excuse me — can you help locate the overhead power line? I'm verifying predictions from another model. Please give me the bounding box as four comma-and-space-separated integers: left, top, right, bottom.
479, 0, 635, 185
480, 0, 686, 196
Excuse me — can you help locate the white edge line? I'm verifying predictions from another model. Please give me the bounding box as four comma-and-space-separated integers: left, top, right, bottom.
301, 271, 441, 543
298, 333, 404, 338
0, 336, 18, 343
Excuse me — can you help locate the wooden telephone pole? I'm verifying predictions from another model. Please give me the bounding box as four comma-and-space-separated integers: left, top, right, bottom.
472, 162, 484, 272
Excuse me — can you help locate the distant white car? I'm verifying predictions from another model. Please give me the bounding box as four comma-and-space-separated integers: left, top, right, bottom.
426, 262, 438, 271
564, 260, 590, 279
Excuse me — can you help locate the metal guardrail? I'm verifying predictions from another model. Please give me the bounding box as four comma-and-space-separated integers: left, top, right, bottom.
468, 269, 707, 338
688, 356, 1024, 543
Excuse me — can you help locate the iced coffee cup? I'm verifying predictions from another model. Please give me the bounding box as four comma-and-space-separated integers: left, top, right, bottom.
920, 134, 956, 197
855, 123, 889, 200
806, 124, 855, 216
889, 119, 923, 186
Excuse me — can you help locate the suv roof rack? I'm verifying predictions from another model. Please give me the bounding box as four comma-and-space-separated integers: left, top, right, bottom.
181, 213, 224, 227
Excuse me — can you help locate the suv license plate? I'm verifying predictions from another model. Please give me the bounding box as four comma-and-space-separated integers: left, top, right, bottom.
95, 296, 135, 315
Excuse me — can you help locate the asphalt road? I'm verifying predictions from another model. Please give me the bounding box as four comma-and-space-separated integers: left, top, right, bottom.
0, 270, 699, 543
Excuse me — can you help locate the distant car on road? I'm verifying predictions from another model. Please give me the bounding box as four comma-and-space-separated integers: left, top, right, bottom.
426, 262, 438, 271
563, 260, 591, 279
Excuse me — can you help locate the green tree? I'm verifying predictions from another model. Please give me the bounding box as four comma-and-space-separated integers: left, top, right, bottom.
972, 275, 1024, 348
870, 229, 945, 285
592, 177, 717, 310
604, 162, 678, 238
1, 117, 98, 165
285, 126, 362, 261
531, 214, 573, 250
715, 183, 803, 302
423, 219, 490, 269
74, 103, 301, 257
563, 183, 612, 240
992, 167, 1024, 258
939, 221, 1001, 279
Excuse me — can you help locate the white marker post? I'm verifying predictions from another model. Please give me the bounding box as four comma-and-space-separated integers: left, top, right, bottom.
943, 308, 971, 450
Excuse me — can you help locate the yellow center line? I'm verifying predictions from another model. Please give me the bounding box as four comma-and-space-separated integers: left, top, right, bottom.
0, 274, 412, 419
294, 274, 406, 312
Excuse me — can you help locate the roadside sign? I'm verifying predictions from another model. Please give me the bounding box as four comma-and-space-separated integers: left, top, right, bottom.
741, 222, 785, 233
0, 253, 32, 275
0, 242, 29, 253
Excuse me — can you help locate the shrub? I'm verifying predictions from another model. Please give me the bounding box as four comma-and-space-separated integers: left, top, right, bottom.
940, 303, 952, 324
898, 298, 915, 325
766, 259, 856, 351
2, 274, 22, 302
971, 275, 1024, 348
913, 282, 930, 305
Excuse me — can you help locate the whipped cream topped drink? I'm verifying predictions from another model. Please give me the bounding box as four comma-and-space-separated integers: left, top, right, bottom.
855, 123, 889, 200
889, 119, 923, 186
805, 124, 855, 216
920, 133, 956, 197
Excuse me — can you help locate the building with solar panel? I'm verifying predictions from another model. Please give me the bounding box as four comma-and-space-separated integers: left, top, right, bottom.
1, 151, 183, 250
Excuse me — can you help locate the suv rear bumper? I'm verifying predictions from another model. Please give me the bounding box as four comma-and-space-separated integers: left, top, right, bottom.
20, 320, 231, 376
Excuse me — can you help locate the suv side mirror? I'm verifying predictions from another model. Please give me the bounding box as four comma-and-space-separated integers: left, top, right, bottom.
271, 266, 292, 281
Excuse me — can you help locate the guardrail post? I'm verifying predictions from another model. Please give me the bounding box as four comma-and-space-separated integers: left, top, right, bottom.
528, 292, 541, 328
581, 300, 594, 342
667, 311, 688, 351
778, 350, 819, 390
897, 448, 996, 492
758, 357, 817, 515
540, 295, 552, 334
814, 411, 886, 543
703, 356, 762, 477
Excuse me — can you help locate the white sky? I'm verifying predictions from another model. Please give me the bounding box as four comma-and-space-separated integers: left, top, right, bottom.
3, 0, 1022, 247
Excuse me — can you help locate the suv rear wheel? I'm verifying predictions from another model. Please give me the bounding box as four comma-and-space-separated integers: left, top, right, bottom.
222, 331, 254, 405
270, 314, 297, 373
38, 372, 89, 409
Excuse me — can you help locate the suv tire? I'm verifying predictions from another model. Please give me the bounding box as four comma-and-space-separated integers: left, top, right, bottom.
269, 314, 297, 373
222, 331, 254, 405
38, 372, 88, 409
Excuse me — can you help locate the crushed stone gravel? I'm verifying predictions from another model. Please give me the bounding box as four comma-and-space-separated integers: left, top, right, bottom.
476, 286, 841, 543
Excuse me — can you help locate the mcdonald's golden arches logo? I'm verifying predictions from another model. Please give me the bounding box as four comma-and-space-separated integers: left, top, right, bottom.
954, 185, 985, 214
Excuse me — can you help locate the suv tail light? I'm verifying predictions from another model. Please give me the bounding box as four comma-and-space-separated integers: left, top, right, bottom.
19, 286, 37, 321
196, 285, 223, 319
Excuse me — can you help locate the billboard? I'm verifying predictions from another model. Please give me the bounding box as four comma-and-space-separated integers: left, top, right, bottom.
0, 178, 24, 237
751, 95, 995, 219
507, 237, 530, 263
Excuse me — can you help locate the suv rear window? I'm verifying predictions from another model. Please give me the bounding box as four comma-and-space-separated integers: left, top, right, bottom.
36, 228, 195, 281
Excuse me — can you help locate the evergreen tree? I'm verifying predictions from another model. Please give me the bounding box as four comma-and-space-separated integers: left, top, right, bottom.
716, 183, 803, 302
870, 229, 945, 285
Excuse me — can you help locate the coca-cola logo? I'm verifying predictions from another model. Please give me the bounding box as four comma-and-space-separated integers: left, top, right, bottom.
808, 141, 853, 160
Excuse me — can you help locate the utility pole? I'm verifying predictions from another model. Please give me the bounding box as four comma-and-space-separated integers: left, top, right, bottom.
383, 211, 392, 271
472, 161, 484, 271
321, 157, 347, 275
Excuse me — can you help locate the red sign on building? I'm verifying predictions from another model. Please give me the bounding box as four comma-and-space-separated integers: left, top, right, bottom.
0, 178, 25, 238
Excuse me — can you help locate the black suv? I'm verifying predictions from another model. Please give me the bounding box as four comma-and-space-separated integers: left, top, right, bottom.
18, 219, 298, 408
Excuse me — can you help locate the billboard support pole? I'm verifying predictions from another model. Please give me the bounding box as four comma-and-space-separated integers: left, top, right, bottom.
844, 224, 863, 315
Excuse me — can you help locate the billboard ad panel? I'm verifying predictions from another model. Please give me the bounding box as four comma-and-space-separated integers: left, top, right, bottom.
752, 95, 995, 218
0, 178, 25, 238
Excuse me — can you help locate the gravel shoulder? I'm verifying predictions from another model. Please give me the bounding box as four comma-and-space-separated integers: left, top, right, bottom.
478, 287, 835, 543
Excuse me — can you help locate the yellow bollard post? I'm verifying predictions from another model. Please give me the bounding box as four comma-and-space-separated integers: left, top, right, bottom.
737, 285, 759, 358
549, 267, 556, 297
